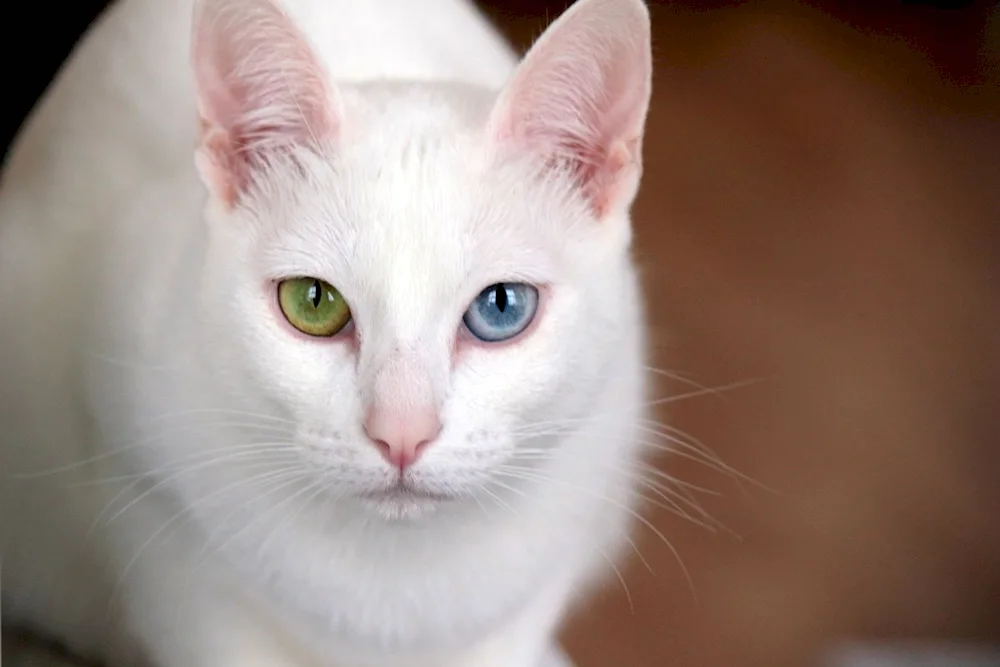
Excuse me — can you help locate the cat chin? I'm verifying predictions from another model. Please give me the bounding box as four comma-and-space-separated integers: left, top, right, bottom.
359, 494, 447, 522
356, 479, 460, 521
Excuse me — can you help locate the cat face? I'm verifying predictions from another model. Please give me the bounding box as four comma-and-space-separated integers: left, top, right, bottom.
191, 0, 651, 519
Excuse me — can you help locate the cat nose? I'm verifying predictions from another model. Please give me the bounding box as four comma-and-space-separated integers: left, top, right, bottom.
363, 407, 441, 472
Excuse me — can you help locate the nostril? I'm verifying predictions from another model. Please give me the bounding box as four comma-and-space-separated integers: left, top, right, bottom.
413, 438, 431, 458
362, 416, 377, 443
371, 437, 432, 471
371, 438, 392, 459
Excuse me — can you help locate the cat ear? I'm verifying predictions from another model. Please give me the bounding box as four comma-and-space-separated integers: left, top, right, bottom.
191, 0, 341, 207
488, 0, 652, 219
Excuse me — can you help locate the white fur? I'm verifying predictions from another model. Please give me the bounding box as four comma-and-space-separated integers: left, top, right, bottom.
0, 1, 652, 666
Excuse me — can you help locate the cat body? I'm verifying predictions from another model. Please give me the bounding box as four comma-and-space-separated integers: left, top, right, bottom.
0, 1, 653, 666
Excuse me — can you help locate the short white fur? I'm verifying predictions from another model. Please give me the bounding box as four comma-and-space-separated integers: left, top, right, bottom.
0, 1, 653, 666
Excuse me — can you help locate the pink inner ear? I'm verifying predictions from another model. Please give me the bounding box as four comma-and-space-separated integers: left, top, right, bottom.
489, 0, 652, 217
191, 0, 340, 206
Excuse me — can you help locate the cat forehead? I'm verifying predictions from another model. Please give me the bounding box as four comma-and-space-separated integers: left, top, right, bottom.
314, 150, 557, 271
244, 83, 596, 319
340, 81, 497, 135
250, 127, 571, 314
253, 81, 577, 238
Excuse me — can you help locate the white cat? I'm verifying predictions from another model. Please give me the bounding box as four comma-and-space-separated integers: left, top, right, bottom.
0, 0, 653, 665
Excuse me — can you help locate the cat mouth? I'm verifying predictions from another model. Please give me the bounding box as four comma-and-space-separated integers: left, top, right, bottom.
358, 480, 456, 520
360, 481, 454, 503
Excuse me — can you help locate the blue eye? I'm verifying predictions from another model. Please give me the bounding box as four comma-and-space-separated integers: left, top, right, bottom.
463, 283, 540, 342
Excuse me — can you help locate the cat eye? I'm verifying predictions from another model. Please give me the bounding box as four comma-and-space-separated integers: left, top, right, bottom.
277, 277, 352, 337
463, 283, 539, 343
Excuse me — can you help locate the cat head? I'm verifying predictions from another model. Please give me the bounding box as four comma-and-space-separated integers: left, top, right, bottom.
190, 0, 652, 520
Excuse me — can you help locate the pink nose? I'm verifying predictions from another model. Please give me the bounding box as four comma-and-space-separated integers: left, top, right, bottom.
363, 407, 441, 472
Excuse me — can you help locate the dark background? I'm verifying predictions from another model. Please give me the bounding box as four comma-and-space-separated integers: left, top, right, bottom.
3, 0, 994, 155
5, 2, 999, 667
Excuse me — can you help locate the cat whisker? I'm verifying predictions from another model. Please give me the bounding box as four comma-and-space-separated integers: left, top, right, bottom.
512, 412, 770, 496
485, 473, 639, 613
511, 428, 756, 492
97, 442, 300, 530
492, 464, 697, 602
640, 434, 773, 496
467, 487, 490, 517
194, 470, 323, 567
643, 378, 764, 408
105, 466, 313, 621
642, 365, 737, 400
630, 459, 722, 497
79, 347, 193, 374
638, 419, 724, 462
594, 541, 637, 616
144, 407, 297, 427
630, 478, 719, 533
86, 450, 300, 541
5, 422, 297, 479
92, 463, 278, 548
475, 481, 520, 518
604, 463, 725, 532
242, 477, 330, 561
71, 444, 300, 488
632, 475, 738, 539
511, 447, 721, 496
530, 461, 730, 538
82, 442, 299, 533
510, 376, 763, 437
633, 438, 751, 487
510, 449, 720, 522
171, 468, 314, 562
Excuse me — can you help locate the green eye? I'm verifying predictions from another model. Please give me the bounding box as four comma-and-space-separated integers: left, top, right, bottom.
277, 277, 352, 337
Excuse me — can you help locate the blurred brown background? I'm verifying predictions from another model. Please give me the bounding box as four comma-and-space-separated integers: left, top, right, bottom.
478, 1, 1000, 666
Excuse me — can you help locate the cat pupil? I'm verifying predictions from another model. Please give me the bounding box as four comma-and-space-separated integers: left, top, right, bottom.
310, 280, 322, 308
494, 284, 507, 312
